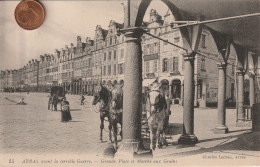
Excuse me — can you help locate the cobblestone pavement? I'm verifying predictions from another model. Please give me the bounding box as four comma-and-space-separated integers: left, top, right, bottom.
0, 92, 112, 156
0, 92, 259, 163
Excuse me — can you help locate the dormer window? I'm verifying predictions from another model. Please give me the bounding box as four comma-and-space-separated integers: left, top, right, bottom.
110, 38, 113, 45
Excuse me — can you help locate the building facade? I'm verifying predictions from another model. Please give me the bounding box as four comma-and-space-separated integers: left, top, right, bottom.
1, 9, 258, 106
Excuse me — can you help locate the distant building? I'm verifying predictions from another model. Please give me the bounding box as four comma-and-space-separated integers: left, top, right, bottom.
1, 8, 258, 107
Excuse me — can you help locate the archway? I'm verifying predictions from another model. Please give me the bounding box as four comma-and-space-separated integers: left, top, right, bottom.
113, 80, 118, 86
171, 79, 181, 99
119, 80, 124, 85
160, 79, 169, 96
117, 0, 201, 156
102, 80, 106, 85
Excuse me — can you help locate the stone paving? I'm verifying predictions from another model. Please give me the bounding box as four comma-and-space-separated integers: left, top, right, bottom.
0, 92, 259, 166
0, 92, 112, 155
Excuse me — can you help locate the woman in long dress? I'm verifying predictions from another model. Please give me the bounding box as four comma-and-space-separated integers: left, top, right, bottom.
61, 97, 72, 122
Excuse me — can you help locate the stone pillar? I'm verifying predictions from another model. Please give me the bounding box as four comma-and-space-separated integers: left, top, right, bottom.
236, 68, 245, 126
169, 84, 172, 99
249, 74, 256, 106
181, 83, 184, 106
252, 103, 260, 132
194, 81, 198, 107
75, 83, 78, 95
70, 82, 74, 94
116, 28, 144, 156
178, 52, 198, 144
214, 63, 229, 134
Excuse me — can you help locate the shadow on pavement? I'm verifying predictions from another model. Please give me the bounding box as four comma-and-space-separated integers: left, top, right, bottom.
70, 109, 81, 111
228, 128, 252, 133
164, 132, 260, 157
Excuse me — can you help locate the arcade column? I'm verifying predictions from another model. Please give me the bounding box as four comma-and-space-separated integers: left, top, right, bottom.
236, 67, 245, 126
180, 82, 184, 106
178, 52, 198, 144
194, 81, 198, 107
249, 74, 256, 106
214, 62, 229, 134
169, 84, 172, 99
116, 28, 144, 156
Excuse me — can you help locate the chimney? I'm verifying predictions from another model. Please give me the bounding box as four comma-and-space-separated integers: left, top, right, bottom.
40, 55, 44, 61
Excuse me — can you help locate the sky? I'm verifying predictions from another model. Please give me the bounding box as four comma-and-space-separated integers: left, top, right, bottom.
0, 0, 169, 70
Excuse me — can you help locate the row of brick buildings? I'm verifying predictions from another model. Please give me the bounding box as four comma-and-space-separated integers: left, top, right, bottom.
1, 9, 258, 107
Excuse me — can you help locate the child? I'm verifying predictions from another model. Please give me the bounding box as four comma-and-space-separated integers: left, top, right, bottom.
80, 95, 85, 105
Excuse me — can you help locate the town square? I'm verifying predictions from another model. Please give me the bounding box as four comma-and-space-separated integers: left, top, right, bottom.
0, 0, 259, 166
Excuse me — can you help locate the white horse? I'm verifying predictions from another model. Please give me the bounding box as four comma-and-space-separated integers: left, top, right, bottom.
146, 83, 169, 150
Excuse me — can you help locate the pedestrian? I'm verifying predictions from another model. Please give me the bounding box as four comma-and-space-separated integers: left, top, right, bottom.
47, 94, 53, 110
53, 94, 58, 111
61, 97, 72, 122
80, 95, 85, 105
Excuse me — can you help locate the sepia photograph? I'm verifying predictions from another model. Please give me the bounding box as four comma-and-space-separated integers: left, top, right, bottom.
0, 0, 259, 166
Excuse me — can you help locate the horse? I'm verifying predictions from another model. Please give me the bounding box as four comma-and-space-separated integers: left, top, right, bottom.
92, 83, 112, 143
109, 84, 123, 148
146, 85, 169, 150
51, 86, 66, 111
48, 95, 54, 110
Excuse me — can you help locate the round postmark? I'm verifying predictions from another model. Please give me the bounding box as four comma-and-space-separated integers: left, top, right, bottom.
14, 0, 45, 30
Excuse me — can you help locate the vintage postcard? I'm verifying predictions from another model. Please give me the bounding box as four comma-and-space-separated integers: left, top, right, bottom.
0, 0, 259, 166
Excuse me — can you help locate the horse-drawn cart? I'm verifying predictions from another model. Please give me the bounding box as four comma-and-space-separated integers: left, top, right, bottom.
48, 86, 66, 111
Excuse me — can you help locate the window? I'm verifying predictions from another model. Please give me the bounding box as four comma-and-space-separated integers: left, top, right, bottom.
198, 81, 203, 99
201, 56, 206, 71
108, 65, 111, 75
173, 57, 179, 71
120, 49, 124, 58
174, 37, 180, 43
163, 41, 168, 51
108, 52, 112, 61
201, 34, 206, 48
147, 44, 150, 55
154, 43, 159, 53
150, 44, 154, 54
146, 61, 150, 73
114, 36, 117, 44
103, 66, 106, 75
104, 53, 106, 61
163, 58, 168, 72
110, 38, 112, 45
118, 64, 124, 74
114, 64, 116, 75
232, 64, 235, 74
153, 60, 157, 72
114, 50, 117, 60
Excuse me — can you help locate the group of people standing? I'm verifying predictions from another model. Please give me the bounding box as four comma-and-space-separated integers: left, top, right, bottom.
48, 95, 72, 123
